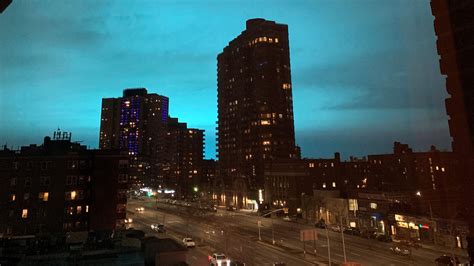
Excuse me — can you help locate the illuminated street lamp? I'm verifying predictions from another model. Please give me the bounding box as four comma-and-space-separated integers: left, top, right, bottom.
193, 186, 198, 192
416, 190, 435, 231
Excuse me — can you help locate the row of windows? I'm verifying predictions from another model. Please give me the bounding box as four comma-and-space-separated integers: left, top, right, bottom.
9, 192, 48, 202
19, 205, 89, 219
248, 36, 279, 46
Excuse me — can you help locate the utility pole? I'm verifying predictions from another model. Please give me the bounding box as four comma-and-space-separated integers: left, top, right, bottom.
258, 220, 262, 241
340, 217, 347, 263
326, 226, 332, 266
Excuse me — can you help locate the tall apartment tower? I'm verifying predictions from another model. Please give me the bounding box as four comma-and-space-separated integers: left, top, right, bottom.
99, 88, 169, 186
217, 18, 297, 205
163, 117, 204, 198
431, 0, 474, 261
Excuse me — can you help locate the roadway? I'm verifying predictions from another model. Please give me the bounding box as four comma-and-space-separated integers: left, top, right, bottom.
127, 198, 468, 266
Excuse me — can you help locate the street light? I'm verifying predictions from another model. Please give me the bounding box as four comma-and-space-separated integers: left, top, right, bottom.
416, 190, 435, 231
193, 186, 198, 192
260, 208, 285, 245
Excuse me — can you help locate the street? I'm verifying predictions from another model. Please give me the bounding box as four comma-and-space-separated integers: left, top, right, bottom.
127, 199, 468, 265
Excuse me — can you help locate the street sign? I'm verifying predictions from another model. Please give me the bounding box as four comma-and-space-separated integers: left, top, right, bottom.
300, 229, 317, 241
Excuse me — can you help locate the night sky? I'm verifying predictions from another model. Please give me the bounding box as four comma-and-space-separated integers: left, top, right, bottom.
0, 0, 450, 159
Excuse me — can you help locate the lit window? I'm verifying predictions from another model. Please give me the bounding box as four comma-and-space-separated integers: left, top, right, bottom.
309, 163, 314, 168
441, 167, 445, 172
275, 38, 279, 43
10, 194, 16, 202
332, 182, 336, 188
22, 209, 28, 219
263, 141, 271, 145
77, 206, 82, 214
370, 203, 377, 209
322, 183, 326, 188
66, 191, 77, 200
38, 192, 49, 201
86, 205, 89, 213
261, 120, 271, 125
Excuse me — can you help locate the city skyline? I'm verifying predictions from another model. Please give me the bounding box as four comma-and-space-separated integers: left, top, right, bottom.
0, 0, 450, 159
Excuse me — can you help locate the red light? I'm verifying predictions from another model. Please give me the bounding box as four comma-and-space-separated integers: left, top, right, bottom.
208, 255, 212, 261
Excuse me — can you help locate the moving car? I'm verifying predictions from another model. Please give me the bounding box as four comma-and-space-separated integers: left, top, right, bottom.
151, 224, 166, 233
182, 237, 195, 248
209, 253, 230, 266
390, 245, 411, 256
329, 224, 342, 232
124, 218, 133, 224
135, 207, 144, 213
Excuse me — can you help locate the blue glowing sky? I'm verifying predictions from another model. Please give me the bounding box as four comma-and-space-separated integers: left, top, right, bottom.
0, 0, 450, 159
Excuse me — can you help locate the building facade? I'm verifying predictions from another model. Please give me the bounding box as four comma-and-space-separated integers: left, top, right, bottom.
431, 0, 474, 260
217, 18, 298, 207
99, 88, 169, 187
163, 117, 204, 199
0, 131, 128, 236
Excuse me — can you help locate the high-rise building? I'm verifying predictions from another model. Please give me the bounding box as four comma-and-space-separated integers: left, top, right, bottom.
0, 131, 129, 235
431, 1, 474, 155
217, 18, 298, 207
99, 88, 169, 187
163, 117, 204, 198
431, 1, 474, 261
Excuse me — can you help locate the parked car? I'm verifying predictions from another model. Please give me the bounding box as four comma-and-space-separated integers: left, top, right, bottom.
151, 224, 166, 233
360, 230, 377, 239
314, 219, 326, 229
272, 263, 286, 266
343, 227, 361, 236
230, 261, 246, 266
282, 216, 296, 222
376, 234, 392, 242
182, 237, 195, 248
435, 255, 460, 266
390, 245, 411, 256
209, 253, 230, 266
226, 206, 235, 211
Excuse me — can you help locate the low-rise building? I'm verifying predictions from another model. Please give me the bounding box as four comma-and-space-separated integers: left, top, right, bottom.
0, 131, 129, 235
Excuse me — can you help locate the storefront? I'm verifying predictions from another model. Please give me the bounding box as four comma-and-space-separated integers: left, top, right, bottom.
389, 214, 435, 243
357, 211, 387, 234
